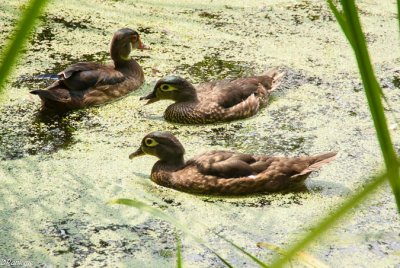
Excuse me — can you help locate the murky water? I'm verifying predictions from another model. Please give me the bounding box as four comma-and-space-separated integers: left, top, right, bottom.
1, 0, 400, 267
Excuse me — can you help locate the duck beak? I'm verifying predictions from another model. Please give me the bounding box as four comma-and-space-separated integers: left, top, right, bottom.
140, 91, 159, 105
134, 36, 150, 50
129, 146, 145, 159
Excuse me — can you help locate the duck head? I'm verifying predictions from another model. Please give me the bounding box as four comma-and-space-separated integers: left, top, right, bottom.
129, 131, 185, 163
110, 28, 148, 63
140, 76, 198, 105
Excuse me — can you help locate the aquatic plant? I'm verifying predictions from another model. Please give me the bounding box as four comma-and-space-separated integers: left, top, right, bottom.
1, 0, 398, 267
0, 0, 49, 92
268, 1, 400, 266
113, 0, 400, 267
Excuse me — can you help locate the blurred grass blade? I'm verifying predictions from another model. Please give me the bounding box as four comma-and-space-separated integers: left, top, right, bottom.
257, 242, 328, 268
213, 232, 269, 268
176, 234, 182, 268
327, 0, 387, 101
0, 0, 49, 92
327, 0, 354, 47
398, 0, 400, 35
109, 199, 233, 268
269, 173, 387, 268
334, 0, 400, 210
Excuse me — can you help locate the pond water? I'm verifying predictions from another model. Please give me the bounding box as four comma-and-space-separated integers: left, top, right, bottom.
1, 0, 400, 267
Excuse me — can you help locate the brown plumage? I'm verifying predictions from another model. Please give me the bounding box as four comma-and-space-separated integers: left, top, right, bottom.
129, 131, 337, 195
140, 69, 284, 124
30, 28, 146, 112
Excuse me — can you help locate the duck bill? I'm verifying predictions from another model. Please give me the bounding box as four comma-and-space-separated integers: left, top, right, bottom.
134, 36, 150, 50
140, 92, 159, 105
129, 147, 145, 159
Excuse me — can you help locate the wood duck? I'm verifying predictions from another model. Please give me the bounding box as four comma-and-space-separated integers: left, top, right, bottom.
140, 69, 284, 124
129, 131, 337, 195
31, 28, 147, 112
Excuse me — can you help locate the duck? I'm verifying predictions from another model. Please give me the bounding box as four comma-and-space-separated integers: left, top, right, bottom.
139, 69, 284, 124
30, 28, 147, 112
129, 131, 337, 195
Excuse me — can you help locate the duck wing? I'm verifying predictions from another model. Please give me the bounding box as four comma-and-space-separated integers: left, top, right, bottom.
197, 77, 269, 108
252, 152, 337, 182
217, 79, 265, 108
59, 62, 104, 79
188, 151, 337, 180
188, 150, 259, 178
58, 62, 126, 91
196, 69, 284, 109
30, 63, 135, 110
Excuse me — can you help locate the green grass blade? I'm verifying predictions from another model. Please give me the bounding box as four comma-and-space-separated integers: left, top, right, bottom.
109, 199, 234, 268
213, 232, 269, 268
257, 242, 328, 268
269, 173, 388, 268
176, 234, 183, 268
337, 0, 400, 210
0, 0, 49, 92
398, 0, 400, 35
327, 0, 355, 47
328, 0, 387, 101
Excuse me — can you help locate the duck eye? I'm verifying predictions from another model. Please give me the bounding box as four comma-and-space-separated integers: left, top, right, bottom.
159, 84, 177, 92
144, 138, 158, 147
132, 35, 138, 42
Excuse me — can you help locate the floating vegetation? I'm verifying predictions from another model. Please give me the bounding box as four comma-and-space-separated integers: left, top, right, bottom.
285, 0, 334, 23
40, 218, 176, 267
176, 53, 253, 82
0, 0, 399, 267
0, 104, 95, 159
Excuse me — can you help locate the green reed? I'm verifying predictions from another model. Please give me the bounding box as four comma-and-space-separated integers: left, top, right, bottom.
109, 198, 235, 267
176, 234, 183, 268
1, 0, 398, 267
0, 0, 48, 92
398, 0, 400, 37
269, 173, 388, 267
270, 0, 400, 266
113, 1, 400, 267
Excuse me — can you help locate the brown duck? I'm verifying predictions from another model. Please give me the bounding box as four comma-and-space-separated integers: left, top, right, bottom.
129, 131, 337, 195
31, 28, 146, 112
140, 69, 284, 124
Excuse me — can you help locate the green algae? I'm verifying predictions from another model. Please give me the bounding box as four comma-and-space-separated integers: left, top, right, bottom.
0, 0, 400, 267
176, 54, 254, 83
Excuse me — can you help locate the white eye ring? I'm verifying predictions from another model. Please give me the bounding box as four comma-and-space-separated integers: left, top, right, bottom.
144, 138, 158, 147
159, 84, 177, 92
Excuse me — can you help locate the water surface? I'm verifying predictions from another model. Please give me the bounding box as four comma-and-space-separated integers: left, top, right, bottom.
0, 0, 399, 266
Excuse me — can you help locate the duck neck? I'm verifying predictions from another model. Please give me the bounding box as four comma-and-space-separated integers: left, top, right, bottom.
152, 153, 183, 172
151, 155, 184, 183
176, 85, 199, 103
113, 57, 133, 68
115, 59, 144, 82
110, 53, 144, 84
111, 42, 138, 69
160, 154, 185, 170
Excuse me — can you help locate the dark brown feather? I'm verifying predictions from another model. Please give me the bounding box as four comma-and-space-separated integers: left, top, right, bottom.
201, 75, 273, 108
130, 132, 337, 195
142, 69, 284, 124
30, 28, 145, 112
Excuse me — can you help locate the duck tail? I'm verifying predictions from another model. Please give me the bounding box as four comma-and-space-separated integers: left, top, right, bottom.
290, 152, 337, 181
30, 80, 71, 103
30, 89, 53, 100
30, 89, 73, 113
30, 89, 70, 103
263, 67, 285, 92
